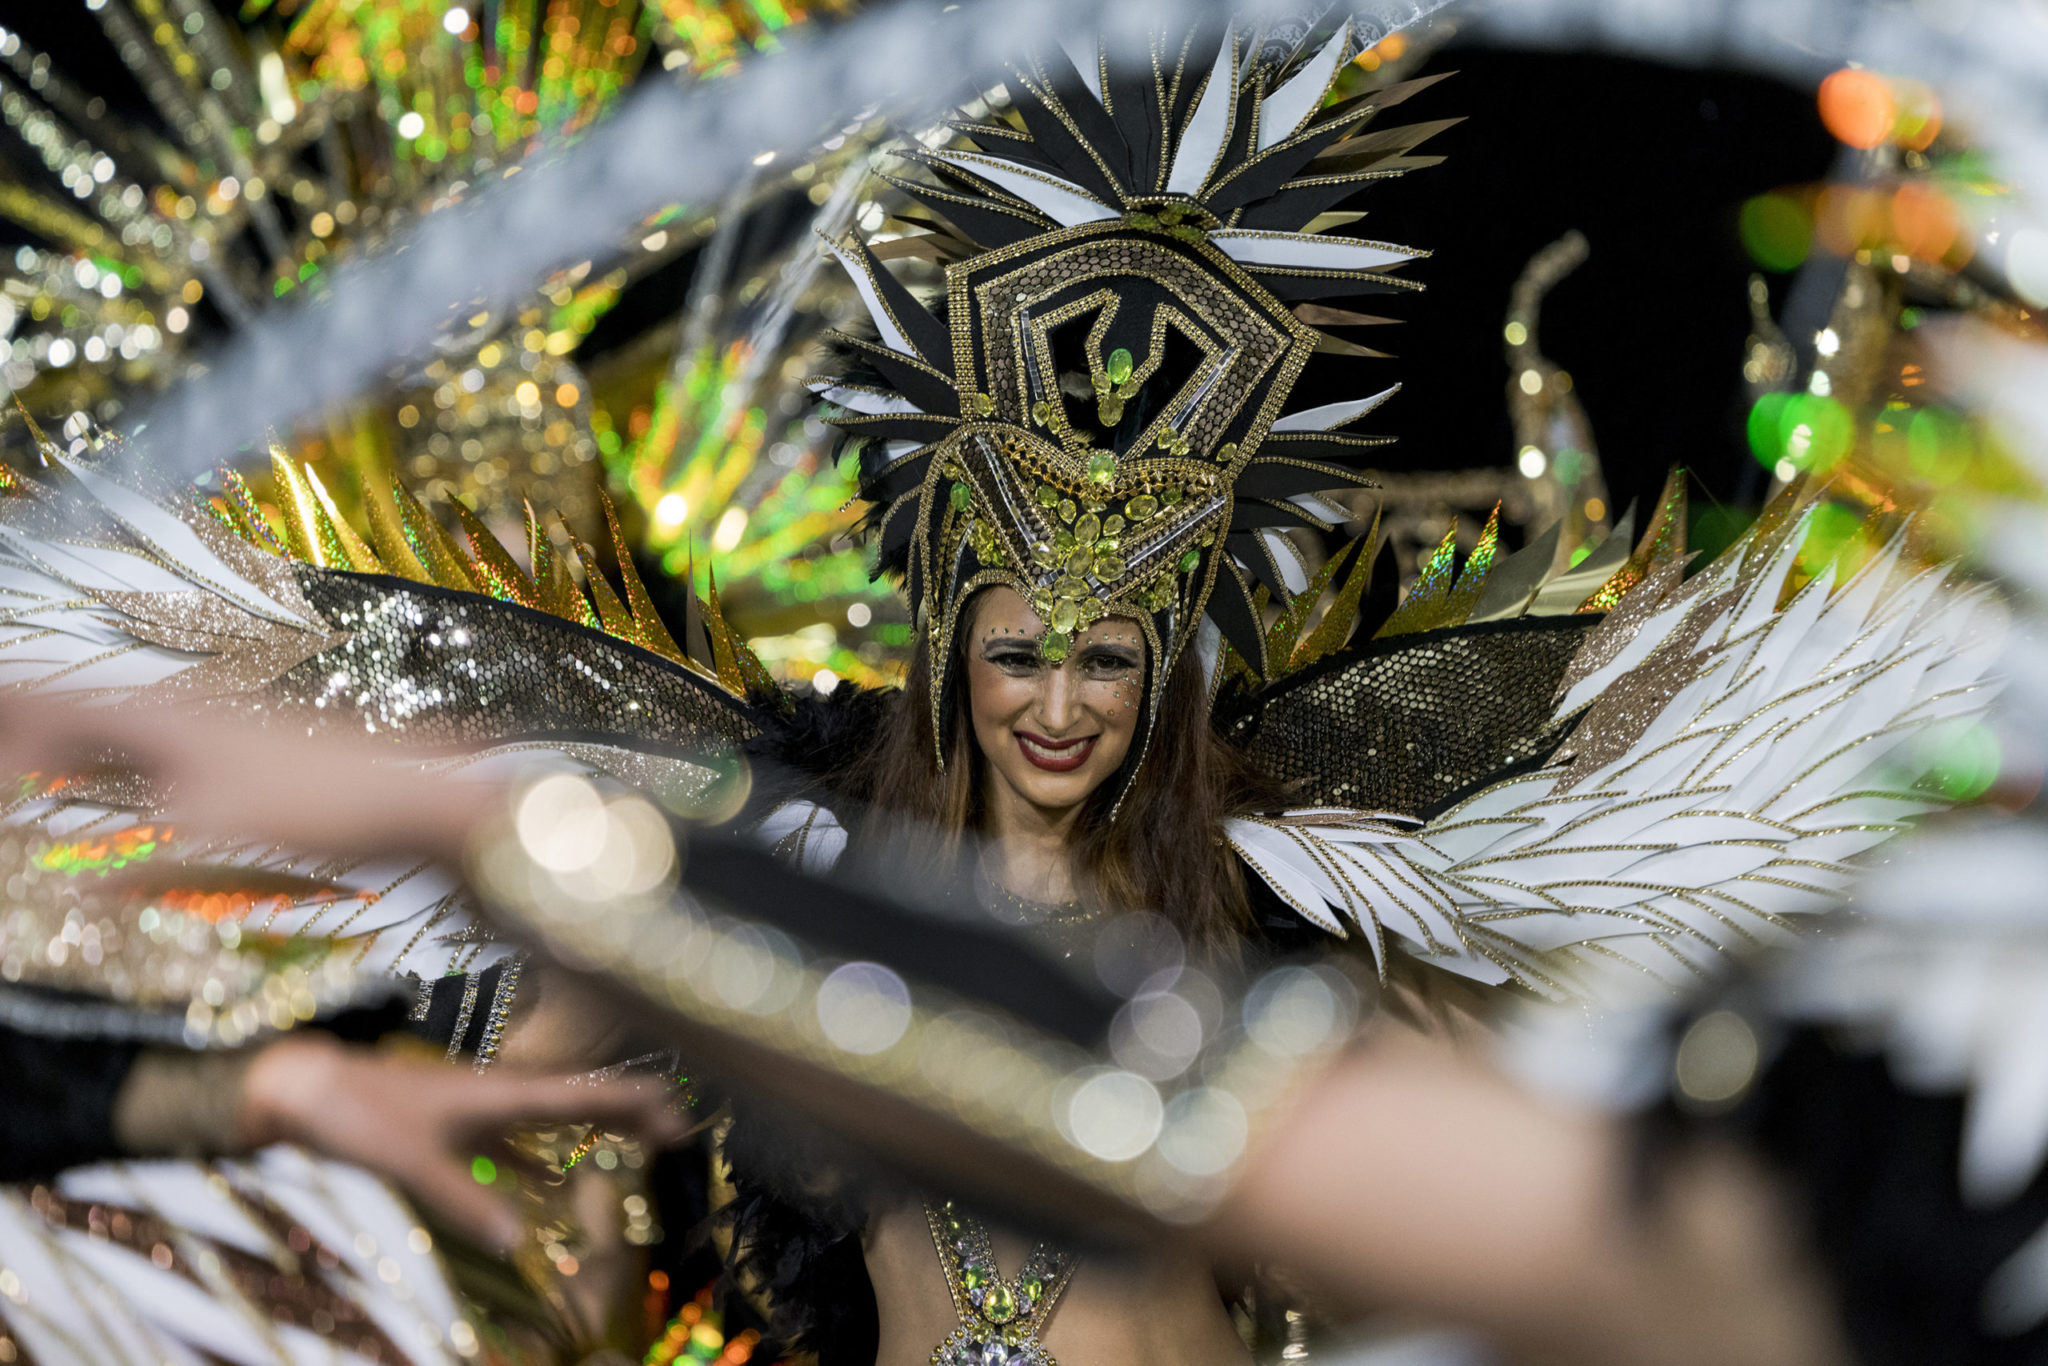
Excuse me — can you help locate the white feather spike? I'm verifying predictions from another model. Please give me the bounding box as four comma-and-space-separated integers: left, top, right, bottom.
1271, 384, 1400, 433
929, 152, 1117, 227
821, 235, 920, 356
1210, 229, 1421, 272
1165, 35, 1238, 195
1256, 24, 1352, 152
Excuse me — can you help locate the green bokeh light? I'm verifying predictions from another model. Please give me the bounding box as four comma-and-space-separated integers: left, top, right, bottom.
1926, 724, 2001, 801
1739, 193, 1812, 272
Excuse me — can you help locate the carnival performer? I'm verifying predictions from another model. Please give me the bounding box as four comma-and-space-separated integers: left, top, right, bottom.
0, 18, 2003, 1366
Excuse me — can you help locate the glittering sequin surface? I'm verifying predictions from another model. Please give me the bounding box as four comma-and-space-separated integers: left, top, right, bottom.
254, 570, 761, 752
1222, 617, 1598, 816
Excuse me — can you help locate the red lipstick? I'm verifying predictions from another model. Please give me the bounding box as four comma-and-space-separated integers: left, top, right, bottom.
1015, 730, 1098, 773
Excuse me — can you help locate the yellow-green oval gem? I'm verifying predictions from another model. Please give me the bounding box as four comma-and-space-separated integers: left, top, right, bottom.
1032, 541, 1058, 567
1106, 348, 1134, 385
1179, 549, 1201, 573
1065, 546, 1093, 577
1054, 527, 1076, 551
1086, 451, 1116, 484
1218, 441, 1239, 463
1091, 371, 1112, 394
984, 1282, 1017, 1323
1103, 514, 1125, 535
1050, 600, 1079, 633
1074, 512, 1101, 543
1037, 484, 1059, 507
1058, 499, 1077, 522
1031, 400, 1052, 426
1055, 575, 1088, 600
949, 481, 971, 511
1128, 494, 1159, 521
1095, 554, 1128, 582
973, 393, 996, 416
1097, 395, 1124, 427
1042, 630, 1070, 662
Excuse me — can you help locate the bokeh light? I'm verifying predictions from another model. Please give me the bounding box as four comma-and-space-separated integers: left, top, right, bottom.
1818, 68, 1895, 149
1740, 193, 1813, 272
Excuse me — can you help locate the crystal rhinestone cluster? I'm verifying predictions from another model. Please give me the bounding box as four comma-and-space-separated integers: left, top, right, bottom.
925, 1200, 1074, 1366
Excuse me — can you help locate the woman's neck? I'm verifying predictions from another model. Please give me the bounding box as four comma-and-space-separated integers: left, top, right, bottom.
981, 778, 1082, 904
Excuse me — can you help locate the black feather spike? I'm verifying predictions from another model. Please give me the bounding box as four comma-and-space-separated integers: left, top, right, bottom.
835, 236, 952, 366
1203, 557, 1269, 675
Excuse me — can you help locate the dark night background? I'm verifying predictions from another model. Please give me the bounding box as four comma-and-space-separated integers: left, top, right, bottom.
0, 7, 1836, 532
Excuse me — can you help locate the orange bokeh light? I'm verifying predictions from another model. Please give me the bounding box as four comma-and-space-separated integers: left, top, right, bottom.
1891, 182, 1960, 262
1818, 69, 1894, 149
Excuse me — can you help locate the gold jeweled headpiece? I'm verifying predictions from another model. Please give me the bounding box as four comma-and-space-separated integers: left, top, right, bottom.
813, 23, 1451, 798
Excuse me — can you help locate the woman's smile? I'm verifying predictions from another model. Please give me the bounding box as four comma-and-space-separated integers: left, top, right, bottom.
1015, 730, 1099, 772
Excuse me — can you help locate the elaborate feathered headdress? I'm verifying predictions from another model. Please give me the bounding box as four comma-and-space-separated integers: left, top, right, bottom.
812, 22, 1453, 798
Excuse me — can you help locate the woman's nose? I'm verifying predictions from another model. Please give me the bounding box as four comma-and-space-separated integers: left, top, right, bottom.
1036, 666, 1080, 732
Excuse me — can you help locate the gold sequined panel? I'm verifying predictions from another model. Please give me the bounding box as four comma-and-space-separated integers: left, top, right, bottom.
246, 570, 761, 751
1220, 617, 1597, 816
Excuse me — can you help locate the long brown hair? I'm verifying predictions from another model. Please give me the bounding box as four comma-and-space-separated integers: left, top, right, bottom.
833, 610, 1289, 954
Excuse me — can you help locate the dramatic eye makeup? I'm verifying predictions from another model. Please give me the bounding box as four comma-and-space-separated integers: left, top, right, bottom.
982, 640, 1044, 673
1075, 643, 1141, 678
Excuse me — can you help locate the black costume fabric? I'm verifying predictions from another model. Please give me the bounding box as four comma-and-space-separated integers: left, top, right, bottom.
1697, 1028, 2048, 1366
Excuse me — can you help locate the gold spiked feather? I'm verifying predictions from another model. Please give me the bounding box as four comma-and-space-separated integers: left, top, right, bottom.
205, 459, 768, 696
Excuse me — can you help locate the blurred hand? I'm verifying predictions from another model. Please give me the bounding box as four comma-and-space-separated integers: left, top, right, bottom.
237, 1035, 689, 1252
0, 694, 494, 862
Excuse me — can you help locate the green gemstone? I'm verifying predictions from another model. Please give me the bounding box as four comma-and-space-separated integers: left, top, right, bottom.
949, 481, 971, 511
1074, 512, 1101, 543
1058, 499, 1076, 523
1097, 395, 1124, 427
1094, 536, 1120, 555
1163, 485, 1184, 505
1051, 600, 1079, 633
973, 392, 996, 416
1078, 597, 1106, 625
1042, 630, 1071, 663
1031, 400, 1052, 426
1106, 348, 1134, 386
1127, 494, 1159, 521
1054, 527, 1076, 552
1036, 484, 1059, 508
1086, 451, 1116, 484
1095, 554, 1128, 582
1179, 549, 1201, 573
1125, 212, 1158, 230
1021, 1275, 1044, 1300
1065, 546, 1094, 577
1171, 224, 1205, 244
984, 1281, 1017, 1324
1054, 575, 1088, 600
1218, 441, 1239, 463
961, 1265, 985, 1290
1104, 514, 1125, 535
1091, 371, 1112, 394
1032, 541, 1058, 567
1160, 203, 1185, 225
